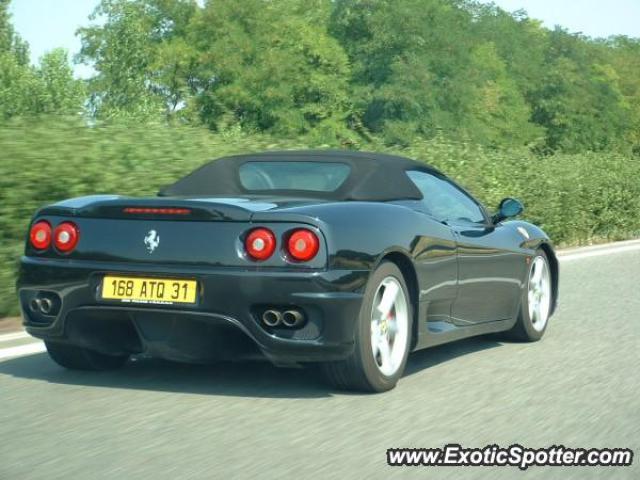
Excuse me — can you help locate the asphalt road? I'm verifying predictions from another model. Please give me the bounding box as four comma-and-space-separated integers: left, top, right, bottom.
1, 241, 638, 480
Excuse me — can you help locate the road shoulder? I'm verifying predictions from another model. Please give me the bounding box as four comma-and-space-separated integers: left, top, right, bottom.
0, 317, 22, 334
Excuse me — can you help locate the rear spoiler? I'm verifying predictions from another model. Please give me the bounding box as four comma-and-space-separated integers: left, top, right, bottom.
36, 195, 253, 222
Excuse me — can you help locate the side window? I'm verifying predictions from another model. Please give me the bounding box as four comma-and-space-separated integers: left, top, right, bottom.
406, 171, 486, 224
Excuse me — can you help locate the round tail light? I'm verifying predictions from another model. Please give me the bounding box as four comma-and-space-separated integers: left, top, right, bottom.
245, 228, 276, 261
30, 221, 52, 250
287, 229, 319, 262
53, 222, 80, 253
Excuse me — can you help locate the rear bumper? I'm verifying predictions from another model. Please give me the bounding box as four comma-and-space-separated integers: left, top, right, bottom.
17, 256, 369, 363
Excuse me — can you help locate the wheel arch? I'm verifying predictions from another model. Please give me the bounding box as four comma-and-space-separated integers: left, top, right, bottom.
538, 242, 559, 315
377, 251, 420, 350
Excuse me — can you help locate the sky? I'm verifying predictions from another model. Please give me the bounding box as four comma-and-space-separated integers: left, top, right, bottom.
9, 0, 640, 78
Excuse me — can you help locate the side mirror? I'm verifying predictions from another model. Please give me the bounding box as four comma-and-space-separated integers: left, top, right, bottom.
492, 197, 524, 224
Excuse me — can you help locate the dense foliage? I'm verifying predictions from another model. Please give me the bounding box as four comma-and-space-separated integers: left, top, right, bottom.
1, 0, 639, 316
70, 0, 640, 153
2, 0, 640, 150
1, 119, 639, 316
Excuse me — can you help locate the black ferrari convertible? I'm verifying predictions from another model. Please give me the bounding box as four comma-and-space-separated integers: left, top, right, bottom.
18, 150, 558, 392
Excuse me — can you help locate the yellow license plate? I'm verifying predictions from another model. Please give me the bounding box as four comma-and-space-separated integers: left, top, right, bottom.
102, 275, 198, 304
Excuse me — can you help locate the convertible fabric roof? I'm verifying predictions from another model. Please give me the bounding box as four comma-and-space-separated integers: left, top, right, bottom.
160, 150, 440, 201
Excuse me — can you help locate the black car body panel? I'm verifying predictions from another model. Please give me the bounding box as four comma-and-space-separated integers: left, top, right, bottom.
17, 151, 558, 365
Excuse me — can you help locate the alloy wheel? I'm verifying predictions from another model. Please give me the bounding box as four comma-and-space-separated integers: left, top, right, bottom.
528, 256, 552, 332
370, 276, 410, 376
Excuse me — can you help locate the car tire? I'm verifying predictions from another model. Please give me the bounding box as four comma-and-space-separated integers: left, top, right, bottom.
45, 341, 129, 371
322, 261, 413, 393
506, 249, 553, 342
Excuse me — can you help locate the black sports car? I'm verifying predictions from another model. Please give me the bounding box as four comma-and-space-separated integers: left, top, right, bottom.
18, 151, 558, 392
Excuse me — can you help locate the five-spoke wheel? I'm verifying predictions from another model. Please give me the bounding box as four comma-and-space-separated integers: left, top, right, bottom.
370, 276, 410, 377
323, 261, 412, 392
507, 249, 554, 341
528, 255, 552, 332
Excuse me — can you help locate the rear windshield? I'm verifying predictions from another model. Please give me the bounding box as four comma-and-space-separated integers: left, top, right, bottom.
239, 161, 351, 192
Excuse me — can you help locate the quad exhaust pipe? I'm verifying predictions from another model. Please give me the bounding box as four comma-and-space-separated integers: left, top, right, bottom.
29, 296, 55, 315
29, 298, 41, 313
282, 310, 304, 328
262, 309, 283, 327
39, 298, 53, 315
261, 308, 305, 329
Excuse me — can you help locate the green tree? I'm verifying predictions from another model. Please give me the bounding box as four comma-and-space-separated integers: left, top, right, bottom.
1, 50, 84, 120
604, 36, 640, 154
329, 0, 541, 146
0, 0, 28, 64
188, 0, 352, 140
0, 50, 34, 119
529, 29, 631, 153
465, 3, 548, 100
465, 42, 542, 147
77, 0, 202, 119
1, 2, 83, 119
0, 0, 34, 119
65, 0, 640, 152
330, 0, 473, 143
78, 0, 353, 138
34, 49, 86, 115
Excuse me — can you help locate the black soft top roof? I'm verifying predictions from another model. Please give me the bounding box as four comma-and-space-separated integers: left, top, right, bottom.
160, 150, 439, 201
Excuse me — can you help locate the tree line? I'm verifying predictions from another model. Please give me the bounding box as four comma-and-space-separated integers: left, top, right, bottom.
2, 0, 640, 154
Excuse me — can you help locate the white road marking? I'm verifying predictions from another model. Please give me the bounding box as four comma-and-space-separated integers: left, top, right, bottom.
558, 240, 640, 262
0, 331, 31, 343
0, 341, 46, 361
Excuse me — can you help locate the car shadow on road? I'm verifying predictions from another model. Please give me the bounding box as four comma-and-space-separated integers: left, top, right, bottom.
403, 335, 503, 377
0, 336, 503, 399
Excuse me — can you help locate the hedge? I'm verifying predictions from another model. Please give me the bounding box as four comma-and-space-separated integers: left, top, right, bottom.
1, 118, 638, 316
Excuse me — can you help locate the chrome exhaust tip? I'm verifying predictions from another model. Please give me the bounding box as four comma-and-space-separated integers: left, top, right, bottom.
29, 298, 42, 313
262, 309, 282, 327
282, 310, 304, 328
39, 297, 53, 315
